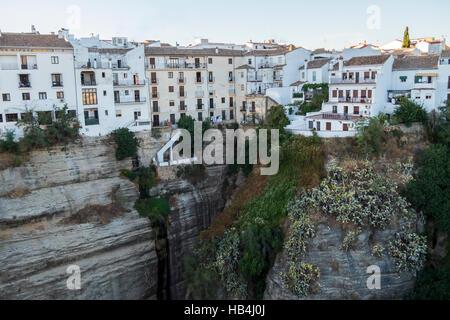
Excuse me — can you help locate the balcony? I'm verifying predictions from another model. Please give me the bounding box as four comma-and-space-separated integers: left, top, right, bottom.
149, 62, 207, 69
179, 105, 187, 112
307, 113, 361, 121
151, 93, 160, 99
21, 64, 38, 70
330, 78, 376, 85
152, 106, 160, 113
114, 80, 146, 87
150, 78, 159, 85
115, 97, 147, 104
19, 82, 31, 88
111, 62, 129, 70
85, 117, 99, 126
81, 80, 97, 86
178, 77, 186, 84
197, 104, 204, 110
338, 97, 372, 103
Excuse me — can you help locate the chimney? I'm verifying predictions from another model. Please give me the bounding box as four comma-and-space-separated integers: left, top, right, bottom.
0, 29, 2, 38
338, 56, 344, 72
31, 25, 36, 34
58, 29, 64, 39
215, 47, 219, 54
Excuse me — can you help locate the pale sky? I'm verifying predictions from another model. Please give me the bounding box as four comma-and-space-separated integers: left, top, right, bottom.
1, 0, 449, 50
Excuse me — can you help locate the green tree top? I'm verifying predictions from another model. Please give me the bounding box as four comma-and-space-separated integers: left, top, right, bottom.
402, 27, 411, 48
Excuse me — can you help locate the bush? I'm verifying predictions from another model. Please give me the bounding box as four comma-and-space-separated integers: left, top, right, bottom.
393, 99, 428, 127
356, 117, 386, 156
112, 128, 139, 161
134, 198, 170, 224
176, 164, 206, 185
281, 263, 320, 298
183, 255, 220, 300
408, 267, 450, 300
46, 106, 80, 145
0, 130, 20, 154
21, 126, 49, 151
388, 230, 427, 273
406, 144, 450, 233
238, 224, 283, 299
265, 105, 289, 130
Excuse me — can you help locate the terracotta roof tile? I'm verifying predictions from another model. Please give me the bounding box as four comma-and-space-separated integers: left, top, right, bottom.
344, 55, 390, 66
393, 55, 439, 70
0, 32, 73, 49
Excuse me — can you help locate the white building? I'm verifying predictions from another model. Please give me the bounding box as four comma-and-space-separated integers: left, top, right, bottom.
288, 55, 394, 137
145, 46, 244, 126
438, 50, 450, 106
0, 29, 77, 137
69, 34, 150, 136
390, 55, 440, 112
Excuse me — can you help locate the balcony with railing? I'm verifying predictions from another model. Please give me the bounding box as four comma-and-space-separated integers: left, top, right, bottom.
179, 105, 187, 112
113, 79, 146, 87
19, 81, 31, 88
21, 63, 38, 70
111, 62, 129, 70
330, 77, 376, 85
197, 104, 204, 110
115, 97, 147, 104
337, 97, 372, 103
85, 117, 100, 126
147, 62, 207, 70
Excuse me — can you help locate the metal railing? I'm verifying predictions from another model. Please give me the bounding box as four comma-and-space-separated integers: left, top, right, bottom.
19, 82, 31, 88
85, 117, 99, 126
330, 78, 376, 84
337, 97, 372, 103
115, 97, 147, 104
113, 80, 146, 86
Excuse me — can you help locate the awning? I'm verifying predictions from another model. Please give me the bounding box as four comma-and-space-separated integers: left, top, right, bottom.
416, 73, 438, 77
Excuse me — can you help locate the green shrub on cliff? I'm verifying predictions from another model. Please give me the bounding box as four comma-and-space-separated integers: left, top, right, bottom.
406, 144, 450, 233
112, 128, 139, 161
134, 198, 170, 224
0, 130, 20, 154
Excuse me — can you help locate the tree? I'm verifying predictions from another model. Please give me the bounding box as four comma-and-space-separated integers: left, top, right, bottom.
265, 105, 289, 130
406, 144, 450, 233
393, 99, 428, 127
111, 128, 139, 160
356, 116, 386, 156
402, 27, 411, 48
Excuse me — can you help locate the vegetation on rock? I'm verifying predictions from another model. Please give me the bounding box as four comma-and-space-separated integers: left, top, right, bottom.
112, 128, 139, 161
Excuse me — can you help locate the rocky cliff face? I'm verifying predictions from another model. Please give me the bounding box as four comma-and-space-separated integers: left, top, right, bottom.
264, 220, 421, 300
0, 134, 227, 300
